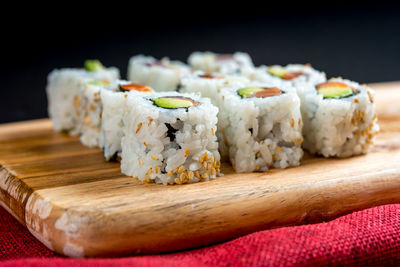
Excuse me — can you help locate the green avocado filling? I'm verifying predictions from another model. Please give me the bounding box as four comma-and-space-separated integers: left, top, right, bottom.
88, 80, 108, 86
237, 87, 283, 99
319, 87, 353, 99
237, 87, 265, 98
316, 82, 356, 99
152, 96, 198, 109
268, 66, 287, 78
84, 60, 105, 72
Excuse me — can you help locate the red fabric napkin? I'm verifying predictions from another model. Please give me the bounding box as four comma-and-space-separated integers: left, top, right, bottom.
1, 204, 400, 266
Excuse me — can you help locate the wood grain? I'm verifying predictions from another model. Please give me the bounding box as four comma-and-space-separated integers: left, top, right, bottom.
1, 82, 400, 258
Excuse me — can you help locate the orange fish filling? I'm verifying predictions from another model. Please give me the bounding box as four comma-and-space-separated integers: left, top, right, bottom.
119, 83, 152, 92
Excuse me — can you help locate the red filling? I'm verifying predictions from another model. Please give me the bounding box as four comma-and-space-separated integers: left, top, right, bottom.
281, 72, 304, 80
198, 73, 224, 79
250, 87, 282, 98
120, 83, 152, 92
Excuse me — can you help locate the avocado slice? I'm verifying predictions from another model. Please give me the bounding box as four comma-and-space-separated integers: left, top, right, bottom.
237, 87, 265, 98
84, 60, 105, 72
316, 82, 354, 99
268, 66, 287, 78
152, 96, 198, 109
237, 87, 282, 99
88, 80, 109, 86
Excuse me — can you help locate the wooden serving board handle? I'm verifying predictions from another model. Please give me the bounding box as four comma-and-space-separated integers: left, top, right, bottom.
1, 82, 400, 257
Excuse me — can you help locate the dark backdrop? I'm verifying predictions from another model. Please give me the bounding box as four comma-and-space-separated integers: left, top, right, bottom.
1, 3, 400, 123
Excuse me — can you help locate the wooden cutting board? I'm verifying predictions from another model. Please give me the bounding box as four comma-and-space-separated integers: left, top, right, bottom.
1, 82, 400, 258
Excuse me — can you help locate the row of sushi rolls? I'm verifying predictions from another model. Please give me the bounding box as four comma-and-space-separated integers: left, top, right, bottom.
46, 52, 379, 185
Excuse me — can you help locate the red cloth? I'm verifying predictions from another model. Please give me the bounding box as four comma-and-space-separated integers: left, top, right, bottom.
1, 204, 400, 266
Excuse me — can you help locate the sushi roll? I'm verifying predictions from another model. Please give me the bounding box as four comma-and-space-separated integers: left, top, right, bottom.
180, 71, 251, 158
127, 55, 190, 92
99, 81, 154, 160
214, 84, 303, 173
298, 78, 379, 157
188, 51, 254, 75
120, 92, 221, 185
46, 60, 119, 135
244, 64, 326, 87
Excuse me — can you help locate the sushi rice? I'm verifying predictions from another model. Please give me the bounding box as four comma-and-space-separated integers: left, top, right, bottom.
120, 91, 221, 184
298, 78, 379, 157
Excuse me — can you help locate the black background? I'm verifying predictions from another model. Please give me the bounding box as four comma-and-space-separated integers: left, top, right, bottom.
1, 3, 400, 123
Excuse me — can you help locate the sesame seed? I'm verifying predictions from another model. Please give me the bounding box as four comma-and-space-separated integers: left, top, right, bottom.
180, 172, 186, 180
351, 118, 356, 126
148, 117, 153, 126
204, 153, 208, 161
256, 152, 261, 158
207, 162, 212, 170
297, 138, 302, 145
255, 165, 260, 171
217, 88, 221, 93
124, 94, 128, 99
273, 155, 280, 161
136, 122, 143, 133
178, 165, 185, 174
174, 178, 182, 185
90, 104, 96, 111
195, 171, 201, 179
184, 149, 190, 157
188, 171, 194, 180
290, 119, 295, 128
154, 165, 159, 173
367, 91, 374, 103
147, 168, 153, 175
361, 144, 366, 150
151, 155, 158, 161
167, 171, 173, 177
353, 99, 359, 104
144, 142, 148, 146
211, 128, 215, 136
259, 140, 264, 145
298, 118, 301, 126
199, 154, 205, 162
73, 95, 81, 107
211, 168, 216, 175
276, 146, 283, 152
84, 116, 91, 125
138, 158, 143, 166
201, 173, 209, 179
222, 95, 225, 101
202, 161, 207, 169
